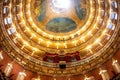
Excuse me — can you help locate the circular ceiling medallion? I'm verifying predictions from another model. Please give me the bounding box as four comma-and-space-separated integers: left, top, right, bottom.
31, 0, 88, 35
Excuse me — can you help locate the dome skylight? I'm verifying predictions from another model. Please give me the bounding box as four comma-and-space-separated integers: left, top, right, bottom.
51, 0, 71, 13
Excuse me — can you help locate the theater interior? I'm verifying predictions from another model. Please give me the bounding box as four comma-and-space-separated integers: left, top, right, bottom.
0, 0, 120, 80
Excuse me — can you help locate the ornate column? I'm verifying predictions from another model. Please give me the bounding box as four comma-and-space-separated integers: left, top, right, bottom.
16, 70, 26, 80
4, 62, 13, 76
99, 68, 110, 80
112, 59, 120, 73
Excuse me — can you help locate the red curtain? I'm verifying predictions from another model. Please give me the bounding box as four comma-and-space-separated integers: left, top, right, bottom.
65, 54, 71, 62
54, 56, 59, 63
43, 56, 48, 61
43, 52, 81, 62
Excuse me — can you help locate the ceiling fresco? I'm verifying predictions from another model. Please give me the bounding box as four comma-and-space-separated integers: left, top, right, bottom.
0, 0, 119, 76
33, 0, 87, 33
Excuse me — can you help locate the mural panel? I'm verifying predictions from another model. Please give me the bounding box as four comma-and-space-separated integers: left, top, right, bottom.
46, 18, 77, 33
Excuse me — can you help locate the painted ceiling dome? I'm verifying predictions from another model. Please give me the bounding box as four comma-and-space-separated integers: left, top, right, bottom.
0, 0, 120, 77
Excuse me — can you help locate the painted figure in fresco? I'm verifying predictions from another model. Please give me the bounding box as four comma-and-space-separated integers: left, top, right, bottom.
74, 0, 86, 20
34, 0, 46, 21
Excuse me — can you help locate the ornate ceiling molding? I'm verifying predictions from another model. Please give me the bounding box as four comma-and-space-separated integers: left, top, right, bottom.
0, 0, 120, 76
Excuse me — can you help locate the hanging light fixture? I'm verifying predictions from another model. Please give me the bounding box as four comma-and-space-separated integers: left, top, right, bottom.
84, 75, 95, 80
112, 59, 120, 73
99, 68, 110, 80
0, 51, 3, 61
35, 76, 41, 80
4, 62, 14, 76
16, 70, 26, 80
